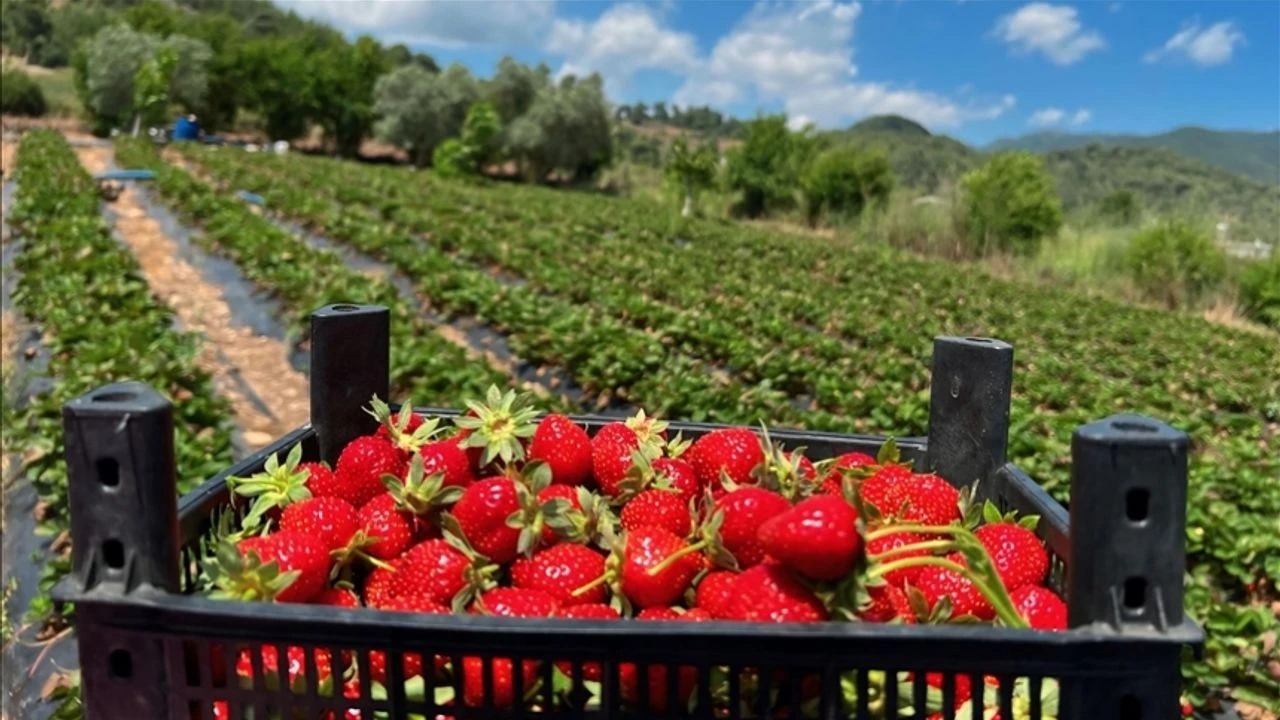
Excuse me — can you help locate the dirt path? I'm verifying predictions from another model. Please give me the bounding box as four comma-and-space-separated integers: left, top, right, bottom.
75, 144, 309, 450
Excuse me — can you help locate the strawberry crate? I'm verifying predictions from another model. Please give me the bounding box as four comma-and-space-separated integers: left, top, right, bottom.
54, 304, 1203, 720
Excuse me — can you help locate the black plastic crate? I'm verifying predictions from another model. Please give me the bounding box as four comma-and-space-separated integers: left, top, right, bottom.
54, 304, 1203, 720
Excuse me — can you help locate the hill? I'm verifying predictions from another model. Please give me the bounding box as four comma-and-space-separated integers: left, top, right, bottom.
987, 127, 1280, 185
835, 116, 980, 193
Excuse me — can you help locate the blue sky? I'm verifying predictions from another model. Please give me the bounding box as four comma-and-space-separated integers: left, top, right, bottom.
281, 0, 1280, 145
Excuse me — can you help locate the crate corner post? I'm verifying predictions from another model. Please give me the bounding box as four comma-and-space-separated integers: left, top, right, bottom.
1062, 413, 1191, 720
62, 380, 180, 719
924, 335, 1015, 488
309, 303, 391, 465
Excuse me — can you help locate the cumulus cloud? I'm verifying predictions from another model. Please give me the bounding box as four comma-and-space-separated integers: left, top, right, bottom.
993, 3, 1105, 65
277, 0, 557, 48
673, 1, 1014, 129
1028, 106, 1091, 127
1144, 21, 1245, 66
547, 4, 699, 92
1071, 108, 1091, 125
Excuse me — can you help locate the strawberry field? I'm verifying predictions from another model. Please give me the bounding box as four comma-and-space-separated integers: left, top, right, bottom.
3, 129, 1278, 716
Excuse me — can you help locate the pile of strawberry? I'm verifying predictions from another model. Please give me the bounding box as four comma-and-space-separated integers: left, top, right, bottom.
210, 387, 1068, 718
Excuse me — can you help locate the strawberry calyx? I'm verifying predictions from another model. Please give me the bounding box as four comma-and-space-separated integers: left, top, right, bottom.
225, 443, 312, 531
504, 460, 560, 556
614, 451, 679, 503
543, 487, 617, 547
644, 500, 735, 577
366, 396, 443, 454
622, 409, 670, 453
748, 424, 817, 501
437, 513, 502, 613
207, 542, 299, 602
453, 386, 540, 469
330, 528, 396, 578
384, 453, 464, 516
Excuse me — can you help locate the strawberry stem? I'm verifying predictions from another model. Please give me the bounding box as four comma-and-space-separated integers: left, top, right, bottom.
644, 539, 707, 577
570, 574, 609, 598
865, 538, 958, 561
867, 556, 1027, 629
864, 523, 968, 542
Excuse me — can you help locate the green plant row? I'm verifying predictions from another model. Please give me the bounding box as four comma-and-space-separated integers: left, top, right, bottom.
4, 130, 236, 624
112, 139, 513, 408
181, 145, 1280, 705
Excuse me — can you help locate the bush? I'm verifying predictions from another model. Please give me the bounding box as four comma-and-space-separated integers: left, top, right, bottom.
432, 138, 469, 178
1, 67, 48, 117
802, 146, 894, 226
1098, 189, 1140, 225
958, 151, 1063, 256
1238, 250, 1280, 329
1125, 219, 1227, 309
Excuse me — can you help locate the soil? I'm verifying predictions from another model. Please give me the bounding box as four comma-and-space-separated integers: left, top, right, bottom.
74, 144, 309, 450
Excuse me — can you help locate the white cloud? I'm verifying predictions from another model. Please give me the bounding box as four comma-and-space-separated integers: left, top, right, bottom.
1028, 106, 1091, 127
547, 4, 699, 92
276, 0, 557, 49
1144, 21, 1245, 66
994, 3, 1105, 65
674, 1, 1014, 129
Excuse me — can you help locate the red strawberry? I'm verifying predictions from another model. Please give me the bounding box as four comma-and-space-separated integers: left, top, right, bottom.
620, 610, 703, 712
722, 562, 828, 623
451, 477, 523, 564
460, 656, 540, 709
634, 607, 684, 621
694, 571, 739, 618
591, 437, 636, 497
535, 483, 580, 544
864, 530, 929, 588
369, 594, 449, 682
367, 398, 440, 456
335, 435, 406, 507
313, 587, 360, 608
594, 422, 638, 448
553, 604, 620, 681
790, 453, 817, 480
687, 428, 763, 488
358, 454, 463, 560
388, 538, 494, 609
818, 452, 875, 495
858, 583, 916, 623
419, 439, 476, 488
974, 522, 1049, 593
226, 444, 320, 528
215, 530, 330, 604
898, 473, 961, 526
620, 489, 691, 537
1011, 585, 1067, 630
235, 645, 339, 691
856, 464, 913, 516
758, 494, 861, 581
596, 411, 668, 451
375, 409, 425, 439
915, 553, 995, 621
280, 496, 360, 553
511, 543, 608, 606
714, 486, 790, 568
363, 565, 397, 609
528, 414, 593, 486
357, 494, 418, 560
617, 526, 703, 609
652, 458, 700, 502
540, 486, 616, 547
472, 587, 559, 617
300, 462, 340, 497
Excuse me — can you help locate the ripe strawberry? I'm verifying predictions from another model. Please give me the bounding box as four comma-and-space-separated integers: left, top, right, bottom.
620, 610, 703, 712
722, 562, 828, 623
388, 537, 495, 609
856, 463, 913, 517
300, 462, 340, 497
419, 438, 476, 488
375, 409, 425, 439
451, 477, 523, 564
460, 656, 540, 709
370, 594, 449, 683
472, 587, 559, 617
620, 489, 691, 537
714, 486, 790, 568
864, 530, 929, 588
534, 483, 580, 543
790, 453, 817, 480
528, 414, 593, 486
858, 583, 916, 623
594, 422, 639, 448
363, 565, 397, 609
213, 531, 330, 604
511, 543, 608, 606
915, 553, 995, 621
453, 386, 540, 474
335, 435, 406, 507
634, 607, 685, 621
553, 604, 620, 681
617, 526, 703, 609
652, 458, 700, 502
358, 454, 463, 560
591, 437, 637, 497
898, 473, 961, 526
974, 522, 1049, 593
694, 571, 739, 618
687, 428, 764, 488
235, 645, 339, 692
313, 587, 360, 608
758, 494, 862, 581
818, 451, 875, 495
540, 486, 616, 547
226, 444, 319, 529
1011, 585, 1067, 630
367, 398, 441, 456
357, 494, 418, 560
596, 410, 668, 451
280, 496, 360, 553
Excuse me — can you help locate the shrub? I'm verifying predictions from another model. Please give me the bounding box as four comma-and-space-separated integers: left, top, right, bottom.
1238, 250, 1280, 330
802, 146, 894, 226
1098, 189, 1140, 225
958, 151, 1063, 256
1, 66, 48, 117
432, 138, 469, 178
1125, 219, 1227, 309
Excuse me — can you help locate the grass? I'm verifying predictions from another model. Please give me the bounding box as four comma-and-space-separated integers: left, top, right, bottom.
23, 66, 79, 118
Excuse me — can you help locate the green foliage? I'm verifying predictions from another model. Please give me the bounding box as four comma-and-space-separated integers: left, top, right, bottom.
0, 65, 47, 116
1237, 251, 1280, 329
959, 151, 1064, 256
76, 24, 210, 131
374, 63, 478, 166
309, 35, 389, 157
459, 101, 502, 167
502, 72, 613, 182
665, 136, 718, 217
1125, 219, 1227, 308
132, 45, 178, 130
432, 138, 470, 178
231, 36, 311, 140
1098, 188, 1140, 225
802, 146, 895, 225
726, 115, 809, 218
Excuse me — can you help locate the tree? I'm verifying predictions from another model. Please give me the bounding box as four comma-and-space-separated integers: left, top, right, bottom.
459, 101, 502, 168
373, 63, 477, 166
78, 24, 211, 132
132, 45, 178, 135
726, 115, 803, 218
233, 36, 313, 141
1098, 189, 1140, 225
665, 136, 717, 217
1, 0, 52, 63
1125, 219, 1227, 309
1, 66, 47, 116
309, 35, 389, 157
802, 146, 895, 225
125, 0, 179, 36
653, 101, 669, 123
958, 151, 1064, 255
504, 72, 611, 182
485, 56, 550, 124
1238, 249, 1280, 330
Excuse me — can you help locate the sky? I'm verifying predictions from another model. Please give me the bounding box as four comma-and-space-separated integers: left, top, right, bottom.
279, 0, 1280, 146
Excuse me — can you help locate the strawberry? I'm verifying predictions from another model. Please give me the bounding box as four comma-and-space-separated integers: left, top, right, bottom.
620, 488, 691, 537
362, 565, 397, 609
211, 530, 330, 604
898, 473, 961, 526
714, 486, 790, 568
335, 435, 406, 508
300, 462, 340, 498
758, 494, 862, 581
593, 422, 638, 448
864, 530, 929, 588
226, 443, 317, 529
541, 486, 616, 547
974, 522, 1049, 593
591, 437, 637, 497
511, 543, 608, 606
460, 656, 540, 709
453, 386, 540, 474
818, 451, 875, 495
617, 526, 703, 609
914, 553, 995, 621
366, 397, 441, 456
313, 587, 360, 608
553, 604, 620, 681
357, 494, 419, 561
634, 607, 685, 621
280, 496, 360, 553
418, 438, 476, 488
535, 484, 580, 544
450, 476, 524, 564
615, 453, 700, 504
694, 570, 739, 618
596, 410, 669, 451
651, 458, 700, 502
791, 453, 817, 480
856, 463, 913, 517
620, 610, 703, 712
472, 587, 559, 617
235, 645, 339, 691
858, 583, 916, 623
1011, 585, 1067, 630
387, 536, 496, 609
722, 562, 828, 623
687, 427, 764, 488
357, 454, 463, 560
528, 414, 593, 486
